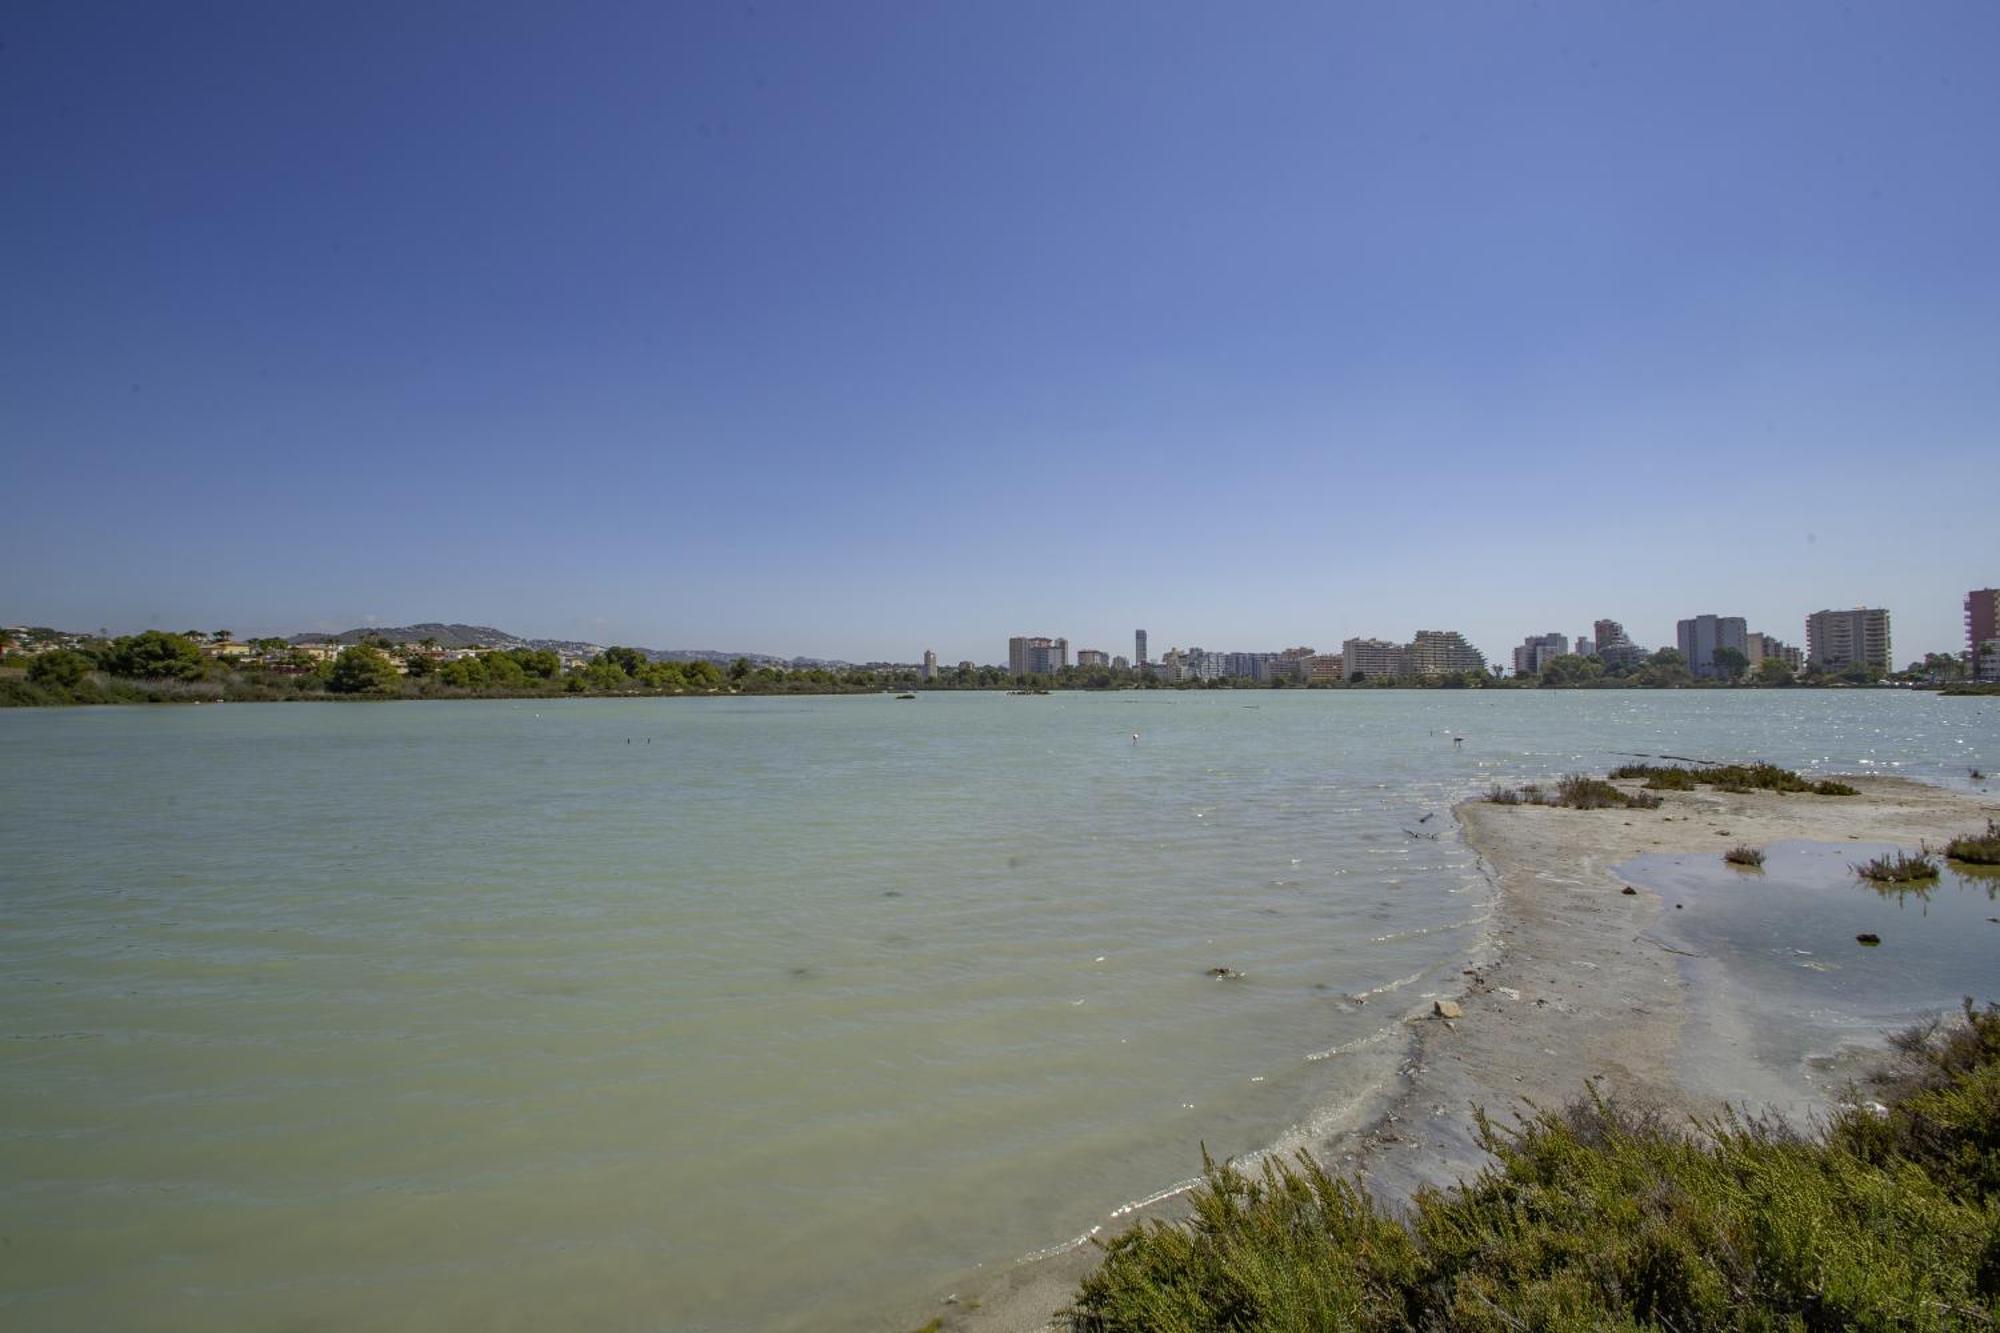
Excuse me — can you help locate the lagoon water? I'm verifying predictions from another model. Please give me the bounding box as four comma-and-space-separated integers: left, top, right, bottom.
1, 690, 1994, 1330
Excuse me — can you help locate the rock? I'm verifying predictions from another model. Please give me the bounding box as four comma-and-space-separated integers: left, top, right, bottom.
1856, 933, 1881, 946
1433, 999, 1462, 1019
1208, 967, 1243, 979
1620, 885, 1638, 895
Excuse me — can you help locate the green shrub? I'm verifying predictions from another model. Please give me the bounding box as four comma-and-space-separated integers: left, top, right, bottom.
1606, 762, 1856, 796
1943, 821, 2000, 866
1069, 1006, 2000, 1333
1483, 785, 1521, 805
1554, 774, 1623, 808
1855, 850, 1941, 884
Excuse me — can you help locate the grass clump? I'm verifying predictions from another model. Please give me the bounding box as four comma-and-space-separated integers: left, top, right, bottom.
1608, 761, 1857, 796
1485, 776, 1661, 810
1943, 820, 2000, 866
1856, 849, 1942, 884
1723, 844, 1765, 867
1068, 1005, 2000, 1332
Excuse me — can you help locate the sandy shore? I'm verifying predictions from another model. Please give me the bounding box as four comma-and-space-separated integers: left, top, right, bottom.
919, 774, 1999, 1333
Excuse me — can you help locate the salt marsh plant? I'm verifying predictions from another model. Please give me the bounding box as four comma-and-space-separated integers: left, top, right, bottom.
1609, 761, 1857, 796
1068, 1004, 2000, 1332
1855, 849, 1941, 884
1723, 844, 1765, 868
1943, 820, 2000, 866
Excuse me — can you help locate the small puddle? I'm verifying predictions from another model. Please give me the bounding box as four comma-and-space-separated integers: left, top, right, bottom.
1618, 840, 1998, 1117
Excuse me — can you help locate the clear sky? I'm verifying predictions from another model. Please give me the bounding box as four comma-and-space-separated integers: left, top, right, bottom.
4, 2, 1996, 664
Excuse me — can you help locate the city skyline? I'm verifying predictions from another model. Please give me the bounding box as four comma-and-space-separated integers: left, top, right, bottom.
5, 582, 1985, 671
4, 4, 1997, 663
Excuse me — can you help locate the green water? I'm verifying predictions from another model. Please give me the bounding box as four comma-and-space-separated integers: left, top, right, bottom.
1, 690, 1993, 1330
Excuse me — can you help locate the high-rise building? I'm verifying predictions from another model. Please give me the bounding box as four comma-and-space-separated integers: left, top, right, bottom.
1575, 637, 1595, 658
1745, 632, 1802, 672
1592, 618, 1647, 668
1111, 655, 1130, 671
1134, 629, 1148, 665
1408, 630, 1486, 677
1007, 635, 1069, 676
1806, 608, 1891, 674
1342, 637, 1408, 680
1075, 649, 1108, 668
1305, 653, 1346, 683
1267, 646, 1315, 683
921, 649, 938, 681
1967, 589, 1999, 679
1676, 615, 1748, 679
1513, 632, 1569, 676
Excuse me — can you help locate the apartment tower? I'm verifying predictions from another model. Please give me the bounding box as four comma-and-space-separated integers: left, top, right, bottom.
1805, 608, 1891, 674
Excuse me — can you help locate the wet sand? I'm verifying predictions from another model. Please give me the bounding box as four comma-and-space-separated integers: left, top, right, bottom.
930, 774, 1998, 1333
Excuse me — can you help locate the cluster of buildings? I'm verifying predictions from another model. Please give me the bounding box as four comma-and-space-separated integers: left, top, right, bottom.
995, 628, 1488, 683
987, 589, 2000, 686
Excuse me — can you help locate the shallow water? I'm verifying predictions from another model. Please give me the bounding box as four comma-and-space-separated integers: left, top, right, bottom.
1624, 839, 2000, 1116
1, 689, 1994, 1330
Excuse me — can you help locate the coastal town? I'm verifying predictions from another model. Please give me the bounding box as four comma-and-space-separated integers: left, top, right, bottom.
998, 589, 1997, 686
4, 587, 1997, 702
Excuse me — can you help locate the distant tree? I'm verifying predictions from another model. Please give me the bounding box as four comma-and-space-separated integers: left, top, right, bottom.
599, 646, 649, 676
438, 657, 489, 689
180, 629, 207, 643
27, 649, 93, 689
212, 630, 232, 643
729, 657, 753, 682
577, 659, 630, 691
1539, 655, 1604, 688
252, 637, 289, 653
684, 659, 724, 690
401, 650, 436, 678
105, 631, 207, 680
508, 648, 561, 679
638, 660, 687, 691
325, 644, 402, 695
1713, 647, 1749, 682
1650, 648, 1685, 668
482, 653, 528, 689
1756, 658, 1796, 687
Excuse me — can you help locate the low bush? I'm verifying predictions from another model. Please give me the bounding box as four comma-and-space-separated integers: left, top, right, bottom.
1723, 844, 1765, 867
1943, 820, 2000, 866
1608, 761, 1857, 796
1482, 785, 1520, 805
1554, 774, 1626, 808
1068, 1004, 2000, 1332
1855, 850, 1941, 884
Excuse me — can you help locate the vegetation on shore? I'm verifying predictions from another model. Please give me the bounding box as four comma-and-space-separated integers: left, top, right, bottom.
1855, 849, 1942, 885
1484, 774, 1662, 810
1723, 843, 1765, 867
1943, 821, 2000, 866
1067, 1002, 2000, 1332
1608, 761, 1859, 796
0, 632, 941, 706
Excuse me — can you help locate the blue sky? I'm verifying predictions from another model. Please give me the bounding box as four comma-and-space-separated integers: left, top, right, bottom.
4, 1, 1995, 663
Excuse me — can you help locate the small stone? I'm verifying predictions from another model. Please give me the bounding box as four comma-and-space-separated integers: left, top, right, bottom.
1433, 999, 1462, 1019
1856, 933, 1881, 946
1620, 886, 1638, 896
